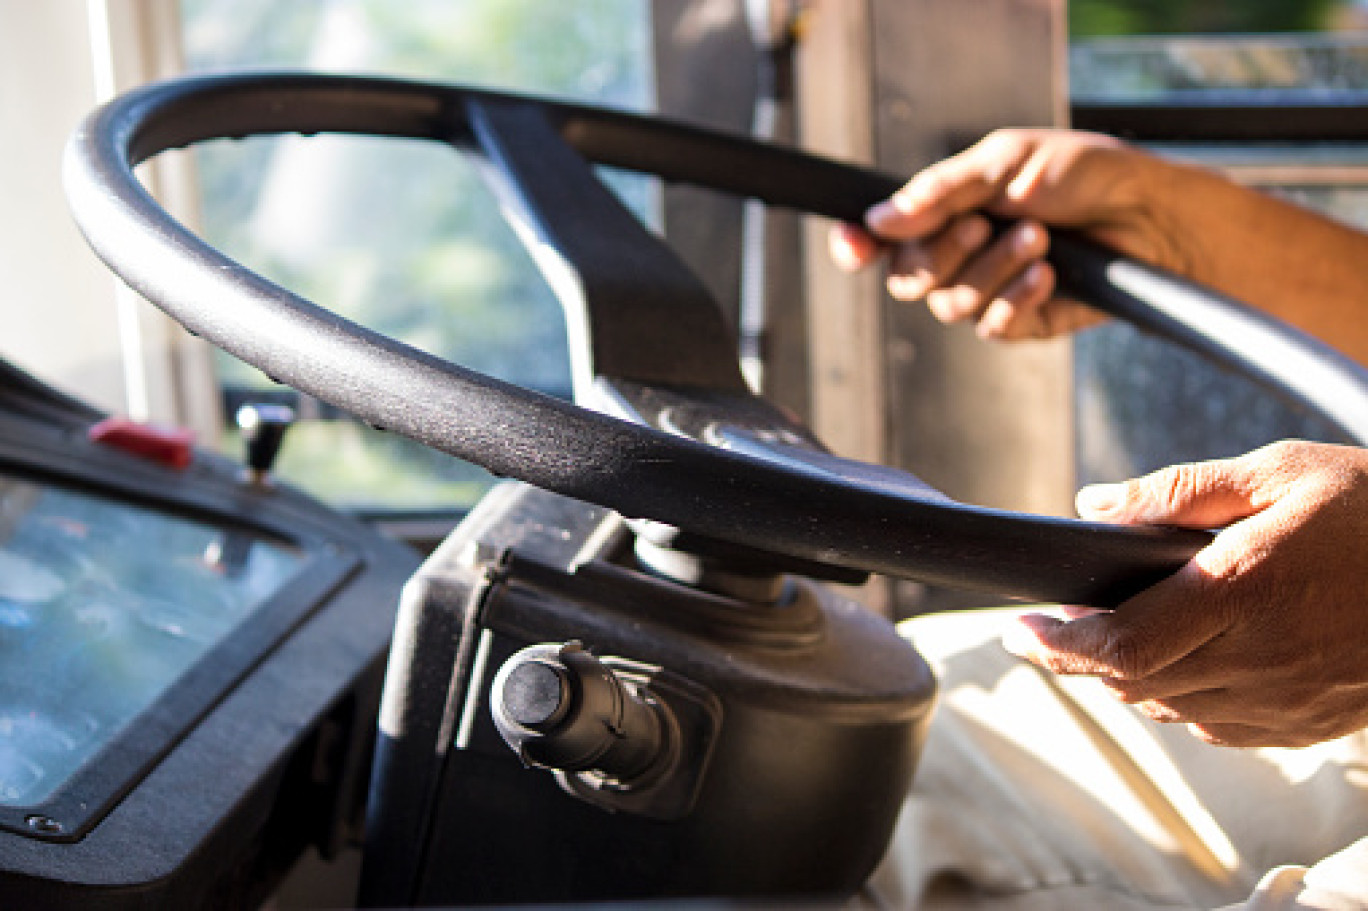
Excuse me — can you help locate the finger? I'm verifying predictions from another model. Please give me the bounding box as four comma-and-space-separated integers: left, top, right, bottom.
1100, 659, 1242, 704
981, 282, 1108, 341
886, 214, 991, 304
1038, 297, 1108, 337
974, 261, 1055, 340
924, 221, 1050, 325
1004, 610, 1201, 679
866, 133, 1034, 241
1002, 563, 1231, 680
1059, 605, 1105, 621
1097, 615, 1310, 705
1130, 688, 1249, 726
829, 222, 882, 272
1074, 457, 1263, 528
1185, 721, 1311, 750
1132, 686, 1327, 733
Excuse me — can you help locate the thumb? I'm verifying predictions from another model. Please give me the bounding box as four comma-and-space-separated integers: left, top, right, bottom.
865, 132, 1035, 240
1076, 458, 1261, 529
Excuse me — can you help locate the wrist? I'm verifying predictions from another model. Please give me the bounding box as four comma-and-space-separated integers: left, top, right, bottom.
1133, 153, 1223, 283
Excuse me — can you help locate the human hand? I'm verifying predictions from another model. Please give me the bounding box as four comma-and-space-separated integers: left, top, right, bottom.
1002, 440, 1368, 749
829, 128, 1190, 340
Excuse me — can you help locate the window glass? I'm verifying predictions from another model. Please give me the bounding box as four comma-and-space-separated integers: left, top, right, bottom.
1068, 8, 1368, 484
179, 0, 653, 511
1072, 30, 1368, 100
0, 475, 302, 806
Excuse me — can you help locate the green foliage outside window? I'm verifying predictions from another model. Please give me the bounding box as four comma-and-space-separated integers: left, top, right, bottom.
1070, 0, 1355, 37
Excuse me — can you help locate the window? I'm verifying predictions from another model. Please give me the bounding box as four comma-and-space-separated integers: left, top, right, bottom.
179, 0, 653, 511
1068, 7, 1368, 485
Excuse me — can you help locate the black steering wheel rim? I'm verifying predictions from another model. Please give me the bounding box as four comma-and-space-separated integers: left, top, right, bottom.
63, 71, 1368, 606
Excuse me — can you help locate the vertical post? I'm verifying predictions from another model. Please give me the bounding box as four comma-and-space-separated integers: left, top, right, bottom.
796, 1, 889, 467
651, 0, 811, 422
795, 2, 895, 613
95, 0, 223, 443
650, 1, 754, 336
801, 0, 1073, 613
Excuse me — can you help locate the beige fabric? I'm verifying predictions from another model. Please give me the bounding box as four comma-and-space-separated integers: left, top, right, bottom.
854, 608, 1368, 910
1233, 840, 1368, 911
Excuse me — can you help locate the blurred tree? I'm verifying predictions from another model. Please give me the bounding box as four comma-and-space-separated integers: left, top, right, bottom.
1070, 0, 1347, 36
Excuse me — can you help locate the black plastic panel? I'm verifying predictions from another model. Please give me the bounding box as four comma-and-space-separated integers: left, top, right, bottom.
362, 482, 935, 906
0, 364, 420, 910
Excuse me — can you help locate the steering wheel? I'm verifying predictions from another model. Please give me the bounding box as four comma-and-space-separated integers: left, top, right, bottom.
63, 73, 1368, 607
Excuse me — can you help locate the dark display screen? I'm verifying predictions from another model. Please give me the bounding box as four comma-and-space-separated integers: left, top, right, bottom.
0, 477, 303, 807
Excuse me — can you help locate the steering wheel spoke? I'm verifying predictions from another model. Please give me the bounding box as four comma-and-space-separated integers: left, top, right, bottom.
468, 98, 747, 396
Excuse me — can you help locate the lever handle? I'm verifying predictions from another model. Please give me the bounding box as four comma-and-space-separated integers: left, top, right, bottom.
491, 642, 668, 785
236, 403, 295, 484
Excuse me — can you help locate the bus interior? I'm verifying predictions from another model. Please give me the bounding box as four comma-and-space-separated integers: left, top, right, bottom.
1, 2, 1367, 908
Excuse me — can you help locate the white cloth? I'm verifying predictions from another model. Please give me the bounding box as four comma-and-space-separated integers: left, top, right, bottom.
854, 608, 1368, 910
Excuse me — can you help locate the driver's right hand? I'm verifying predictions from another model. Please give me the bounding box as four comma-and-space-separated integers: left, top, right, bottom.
829, 128, 1192, 341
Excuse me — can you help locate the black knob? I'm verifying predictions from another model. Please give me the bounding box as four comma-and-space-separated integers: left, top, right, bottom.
491, 642, 668, 785
500, 659, 571, 731
236, 403, 294, 482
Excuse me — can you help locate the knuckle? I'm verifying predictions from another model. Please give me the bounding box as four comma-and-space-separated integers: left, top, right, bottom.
1255, 439, 1305, 464
1246, 438, 1309, 478
1090, 630, 1155, 680
976, 129, 1033, 166
1140, 461, 1211, 514
904, 169, 953, 202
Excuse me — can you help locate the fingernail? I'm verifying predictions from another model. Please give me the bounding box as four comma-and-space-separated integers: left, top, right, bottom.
974, 296, 1014, 339
888, 274, 931, 300
892, 187, 924, 212
1022, 260, 1048, 287
927, 289, 961, 321
1076, 483, 1123, 518
828, 228, 860, 270
866, 199, 899, 230
1014, 223, 1043, 254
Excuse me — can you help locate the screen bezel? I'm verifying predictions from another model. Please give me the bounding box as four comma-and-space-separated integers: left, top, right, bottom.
0, 435, 359, 842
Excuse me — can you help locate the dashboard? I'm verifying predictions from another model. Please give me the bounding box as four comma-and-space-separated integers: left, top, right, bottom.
0, 359, 419, 909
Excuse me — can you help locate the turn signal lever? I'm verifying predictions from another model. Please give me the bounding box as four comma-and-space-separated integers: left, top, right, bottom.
489, 639, 722, 820
491, 642, 670, 785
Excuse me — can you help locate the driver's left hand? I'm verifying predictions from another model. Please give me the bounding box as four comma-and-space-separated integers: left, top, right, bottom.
1002, 439, 1368, 749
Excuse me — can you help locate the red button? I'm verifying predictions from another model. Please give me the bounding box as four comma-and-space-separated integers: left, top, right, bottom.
88, 417, 195, 470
